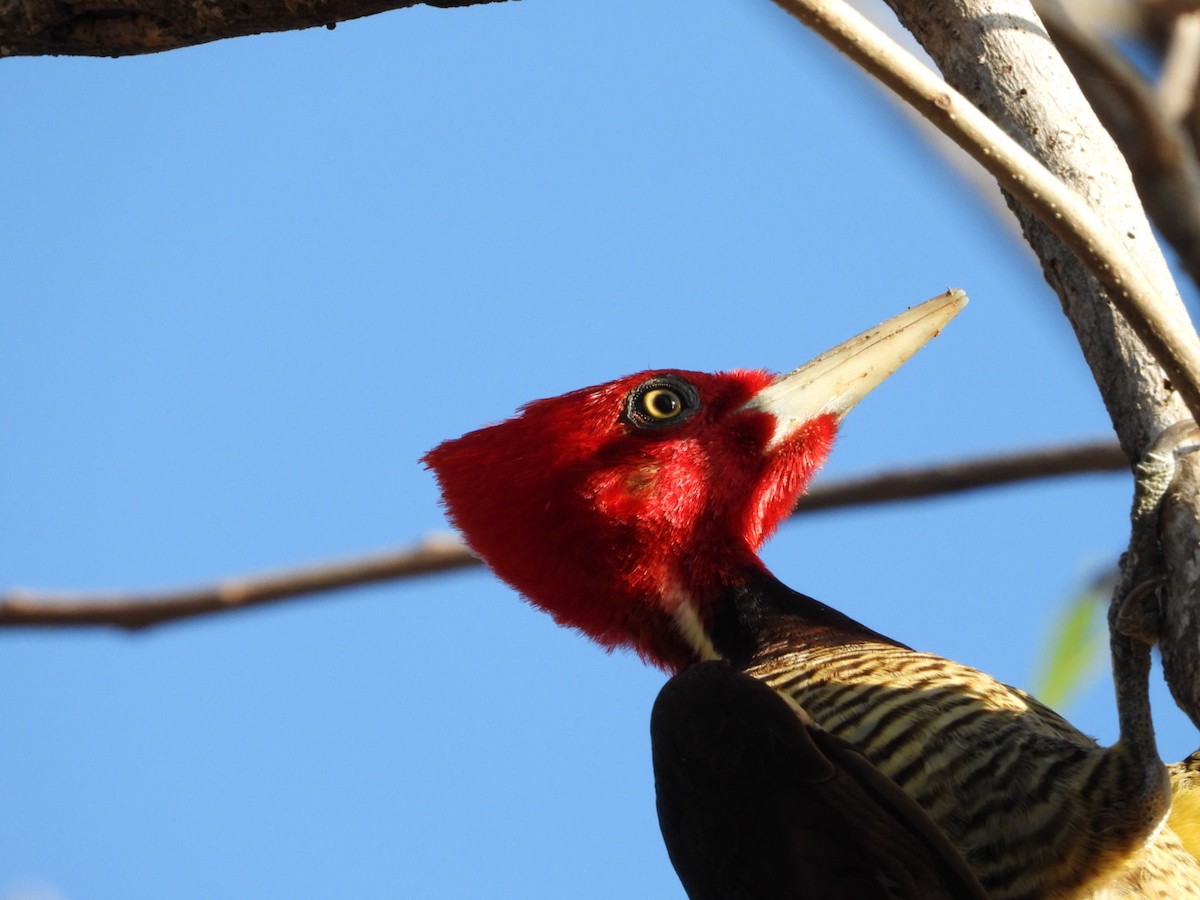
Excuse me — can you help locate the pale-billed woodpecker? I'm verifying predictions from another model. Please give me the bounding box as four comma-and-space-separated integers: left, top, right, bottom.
424, 292, 1200, 898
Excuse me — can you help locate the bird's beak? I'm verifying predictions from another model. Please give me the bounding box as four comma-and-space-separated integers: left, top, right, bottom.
744, 290, 967, 449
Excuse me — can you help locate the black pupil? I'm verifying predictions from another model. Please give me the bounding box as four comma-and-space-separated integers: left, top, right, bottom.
650, 390, 680, 417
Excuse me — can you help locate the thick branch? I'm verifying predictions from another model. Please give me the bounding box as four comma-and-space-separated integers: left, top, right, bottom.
0, 441, 1127, 629
1160, 456, 1200, 727
0, 0, 508, 58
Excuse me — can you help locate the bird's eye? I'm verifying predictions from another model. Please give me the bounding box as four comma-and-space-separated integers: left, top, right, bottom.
624, 375, 700, 430
643, 388, 683, 419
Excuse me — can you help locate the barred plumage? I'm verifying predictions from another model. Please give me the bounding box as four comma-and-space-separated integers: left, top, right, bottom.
747, 641, 1200, 898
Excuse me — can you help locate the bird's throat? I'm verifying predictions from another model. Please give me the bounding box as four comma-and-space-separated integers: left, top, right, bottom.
696, 569, 906, 671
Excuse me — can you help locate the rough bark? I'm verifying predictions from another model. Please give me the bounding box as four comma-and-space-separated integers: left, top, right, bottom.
879, 0, 1200, 726
0, 0, 507, 57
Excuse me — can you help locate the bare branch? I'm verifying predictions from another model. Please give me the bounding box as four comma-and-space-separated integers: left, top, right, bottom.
0, 536, 482, 630
798, 439, 1126, 511
0, 0, 510, 58
0, 441, 1127, 630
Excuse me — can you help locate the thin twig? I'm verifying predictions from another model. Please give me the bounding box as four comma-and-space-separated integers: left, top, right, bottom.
798, 439, 1126, 511
0, 441, 1128, 630
0, 537, 482, 630
770, 0, 1200, 426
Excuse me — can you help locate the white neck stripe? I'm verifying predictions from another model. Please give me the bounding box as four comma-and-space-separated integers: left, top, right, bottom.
669, 588, 722, 662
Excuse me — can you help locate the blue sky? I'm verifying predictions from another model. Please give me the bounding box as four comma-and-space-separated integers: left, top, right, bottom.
4, 2, 1196, 898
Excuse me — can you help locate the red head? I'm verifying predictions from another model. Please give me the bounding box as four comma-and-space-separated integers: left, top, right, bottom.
424, 293, 965, 672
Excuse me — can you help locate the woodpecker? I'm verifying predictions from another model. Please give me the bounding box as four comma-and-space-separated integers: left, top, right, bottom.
424, 292, 1200, 898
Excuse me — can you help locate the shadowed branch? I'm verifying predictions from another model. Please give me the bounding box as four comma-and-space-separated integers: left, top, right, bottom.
0, 0, 509, 58
1035, 1, 1200, 291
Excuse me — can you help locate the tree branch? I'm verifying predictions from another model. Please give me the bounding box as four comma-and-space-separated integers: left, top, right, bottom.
797, 439, 1125, 511
2, 536, 482, 630
0, 441, 1127, 630
1159, 9, 1200, 122
0, 0, 509, 58
1035, 1, 1200, 292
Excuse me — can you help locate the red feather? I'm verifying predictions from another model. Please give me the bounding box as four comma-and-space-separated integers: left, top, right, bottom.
423, 368, 836, 671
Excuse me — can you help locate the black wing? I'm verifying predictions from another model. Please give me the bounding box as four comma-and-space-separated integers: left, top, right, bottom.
651, 661, 988, 900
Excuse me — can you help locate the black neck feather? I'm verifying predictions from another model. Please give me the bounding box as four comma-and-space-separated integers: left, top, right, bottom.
708, 570, 909, 669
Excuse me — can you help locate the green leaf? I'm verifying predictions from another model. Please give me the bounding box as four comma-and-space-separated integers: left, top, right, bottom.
1033, 574, 1110, 711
